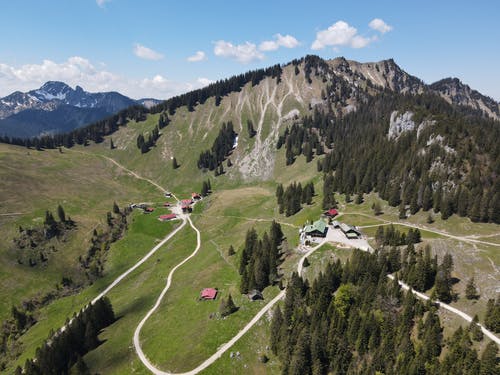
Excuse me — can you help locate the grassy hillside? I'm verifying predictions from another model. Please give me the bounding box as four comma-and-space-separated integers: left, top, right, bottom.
83, 62, 326, 195
1, 58, 499, 373
0, 144, 163, 323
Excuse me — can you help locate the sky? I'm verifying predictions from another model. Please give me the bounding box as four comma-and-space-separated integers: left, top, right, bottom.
0, 0, 499, 100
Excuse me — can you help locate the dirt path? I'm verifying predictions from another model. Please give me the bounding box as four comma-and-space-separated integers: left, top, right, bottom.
387, 274, 500, 345
133, 214, 203, 374
55, 150, 500, 369
342, 212, 500, 247
193, 213, 300, 229
133, 238, 327, 375
67, 148, 170, 196
91, 216, 186, 305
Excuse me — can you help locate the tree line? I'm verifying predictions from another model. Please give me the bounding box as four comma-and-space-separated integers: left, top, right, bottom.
276, 181, 315, 216
269, 249, 499, 375
0, 105, 148, 149
197, 121, 236, 173
17, 297, 115, 375
0, 60, 285, 149
150, 64, 283, 115
374, 224, 422, 247
0, 55, 330, 151
283, 91, 500, 223
14, 205, 75, 267
136, 125, 161, 154
79, 202, 131, 281
277, 123, 324, 165
239, 221, 284, 294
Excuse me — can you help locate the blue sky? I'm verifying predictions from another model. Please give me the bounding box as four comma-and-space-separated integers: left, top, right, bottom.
1, 0, 499, 100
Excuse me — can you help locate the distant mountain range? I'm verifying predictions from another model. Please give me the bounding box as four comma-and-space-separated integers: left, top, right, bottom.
0, 81, 161, 138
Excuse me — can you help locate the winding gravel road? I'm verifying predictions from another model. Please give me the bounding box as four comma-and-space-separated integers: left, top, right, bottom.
58, 151, 499, 373
132, 233, 327, 375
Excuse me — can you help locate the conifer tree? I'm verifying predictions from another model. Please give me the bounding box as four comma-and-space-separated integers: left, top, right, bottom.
172, 157, 179, 169
270, 306, 283, 355
345, 193, 351, 204
372, 201, 382, 216
220, 294, 237, 317
480, 342, 499, 375
276, 183, 284, 208
427, 212, 434, 224
201, 181, 209, 197
355, 192, 363, 204
228, 245, 235, 256
247, 119, 256, 138
469, 315, 483, 341
136, 134, 145, 149
435, 254, 454, 303
399, 202, 407, 219
465, 277, 478, 299
57, 204, 66, 223
484, 297, 500, 332
422, 186, 433, 211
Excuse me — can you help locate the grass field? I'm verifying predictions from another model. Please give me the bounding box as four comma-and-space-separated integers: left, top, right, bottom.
0, 144, 159, 321
7, 211, 181, 372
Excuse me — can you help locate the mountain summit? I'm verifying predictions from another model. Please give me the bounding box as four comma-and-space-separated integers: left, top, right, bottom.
0, 82, 160, 138
430, 77, 500, 119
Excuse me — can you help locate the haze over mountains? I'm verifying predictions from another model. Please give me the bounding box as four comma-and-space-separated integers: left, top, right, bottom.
0, 81, 161, 138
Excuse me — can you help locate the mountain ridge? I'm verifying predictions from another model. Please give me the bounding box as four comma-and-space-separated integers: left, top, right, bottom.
0, 81, 161, 138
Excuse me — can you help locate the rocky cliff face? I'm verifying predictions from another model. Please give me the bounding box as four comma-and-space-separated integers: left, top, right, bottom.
430, 77, 500, 120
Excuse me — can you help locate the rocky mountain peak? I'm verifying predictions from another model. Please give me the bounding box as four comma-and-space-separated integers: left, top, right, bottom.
430, 77, 500, 120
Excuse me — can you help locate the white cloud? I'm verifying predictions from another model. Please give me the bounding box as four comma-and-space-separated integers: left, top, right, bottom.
213, 40, 264, 64
196, 77, 214, 86
187, 51, 207, 62
133, 44, 164, 61
0, 57, 211, 100
311, 20, 374, 50
259, 33, 299, 51
369, 18, 393, 34
96, 0, 110, 8
0, 57, 121, 95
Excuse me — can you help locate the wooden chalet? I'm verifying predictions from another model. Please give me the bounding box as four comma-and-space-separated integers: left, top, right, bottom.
324, 208, 339, 218
200, 288, 217, 300
303, 220, 328, 238
181, 199, 193, 213
339, 223, 362, 239
159, 214, 176, 222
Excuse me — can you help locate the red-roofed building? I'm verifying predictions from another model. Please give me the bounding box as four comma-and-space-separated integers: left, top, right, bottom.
159, 214, 176, 221
144, 207, 154, 213
200, 288, 217, 300
181, 199, 193, 213
163, 202, 171, 207
324, 208, 338, 218
192, 192, 201, 200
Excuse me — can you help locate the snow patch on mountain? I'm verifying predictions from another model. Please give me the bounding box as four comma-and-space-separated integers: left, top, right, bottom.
35, 89, 67, 101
